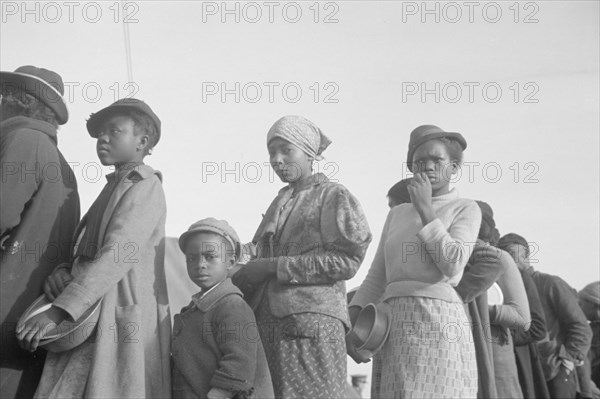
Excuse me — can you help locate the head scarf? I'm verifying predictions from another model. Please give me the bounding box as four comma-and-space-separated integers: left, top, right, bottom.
497, 233, 530, 256
580, 282, 600, 306
267, 115, 332, 161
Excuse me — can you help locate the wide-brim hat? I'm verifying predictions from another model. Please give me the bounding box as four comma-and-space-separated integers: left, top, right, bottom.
0, 65, 69, 125
179, 218, 241, 258
86, 98, 161, 143
406, 125, 467, 172
16, 295, 102, 353
347, 302, 391, 361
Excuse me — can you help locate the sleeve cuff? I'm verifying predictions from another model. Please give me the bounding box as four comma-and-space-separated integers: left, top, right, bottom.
211, 371, 253, 393
416, 218, 446, 244
207, 387, 235, 399
52, 282, 96, 321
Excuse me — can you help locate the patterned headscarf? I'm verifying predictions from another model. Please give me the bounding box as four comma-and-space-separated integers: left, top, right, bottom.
267, 115, 332, 161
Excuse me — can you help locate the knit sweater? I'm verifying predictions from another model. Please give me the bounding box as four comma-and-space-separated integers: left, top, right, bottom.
351, 189, 481, 307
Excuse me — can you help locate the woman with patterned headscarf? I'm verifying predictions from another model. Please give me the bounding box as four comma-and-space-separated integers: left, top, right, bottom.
232, 115, 372, 398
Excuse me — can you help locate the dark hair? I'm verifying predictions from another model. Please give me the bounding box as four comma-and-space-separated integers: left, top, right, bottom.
436, 137, 464, 165
387, 179, 411, 206
1, 87, 58, 128
497, 233, 530, 257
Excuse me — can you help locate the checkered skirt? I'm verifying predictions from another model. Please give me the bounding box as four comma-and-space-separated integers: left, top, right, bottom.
374, 296, 478, 399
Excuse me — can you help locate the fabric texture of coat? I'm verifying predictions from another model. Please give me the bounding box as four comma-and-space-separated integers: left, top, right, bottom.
244, 173, 372, 328
512, 268, 550, 399
455, 239, 506, 399
531, 269, 593, 394
489, 249, 531, 399
34, 164, 171, 398
171, 278, 274, 399
0, 116, 80, 398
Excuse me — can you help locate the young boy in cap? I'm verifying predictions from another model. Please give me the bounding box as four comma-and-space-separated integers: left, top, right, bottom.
0, 65, 80, 398
17, 98, 171, 398
172, 218, 273, 399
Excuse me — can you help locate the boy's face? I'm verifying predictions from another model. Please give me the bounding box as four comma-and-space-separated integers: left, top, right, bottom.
184, 232, 235, 291
268, 138, 313, 184
96, 114, 147, 166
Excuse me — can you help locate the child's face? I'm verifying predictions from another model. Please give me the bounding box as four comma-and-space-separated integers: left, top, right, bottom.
184, 232, 235, 291
412, 140, 457, 195
95, 114, 147, 166
268, 138, 312, 184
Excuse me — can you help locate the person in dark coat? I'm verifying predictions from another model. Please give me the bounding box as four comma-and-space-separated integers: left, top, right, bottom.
498, 234, 551, 399
455, 239, 505, 399
498, 233, 593, 399
0, 65, 80, 398
577, 282, 600, 398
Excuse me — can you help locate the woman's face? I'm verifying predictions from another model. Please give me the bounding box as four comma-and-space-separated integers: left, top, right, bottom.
268, 137, 312, 184
411, 139, 457, 195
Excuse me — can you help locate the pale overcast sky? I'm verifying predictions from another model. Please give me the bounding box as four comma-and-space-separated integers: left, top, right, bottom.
2, 1, 599, 392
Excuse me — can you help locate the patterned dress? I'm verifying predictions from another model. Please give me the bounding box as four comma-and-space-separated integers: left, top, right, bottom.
244, 173, 372, 398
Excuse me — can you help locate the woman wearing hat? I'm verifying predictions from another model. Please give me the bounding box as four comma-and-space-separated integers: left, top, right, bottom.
350, 125, 481, 398
233, 115, 372, 398
0, 65, 80, 398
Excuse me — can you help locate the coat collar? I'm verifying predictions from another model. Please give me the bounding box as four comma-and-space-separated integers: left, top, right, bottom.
106, 163, 162, 183
191, 278, 243, 312
0, 116, 58, 143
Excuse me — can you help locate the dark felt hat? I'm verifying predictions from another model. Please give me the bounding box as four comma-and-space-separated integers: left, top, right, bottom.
86, 98, 161, 144
0, 65, 69, 124
17, 295, 102, 352
406, 125, 467, 172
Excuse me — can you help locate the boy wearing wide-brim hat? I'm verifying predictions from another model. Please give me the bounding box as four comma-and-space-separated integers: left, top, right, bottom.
172, 218, 274, 399
0, 65, 80, 398
17, 98, 172, 398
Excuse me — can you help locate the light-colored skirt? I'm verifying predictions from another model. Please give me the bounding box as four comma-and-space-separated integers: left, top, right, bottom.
375, 296, 478, 399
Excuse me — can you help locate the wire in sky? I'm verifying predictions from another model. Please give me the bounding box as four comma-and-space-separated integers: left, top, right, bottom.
121, 0, 134, 84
